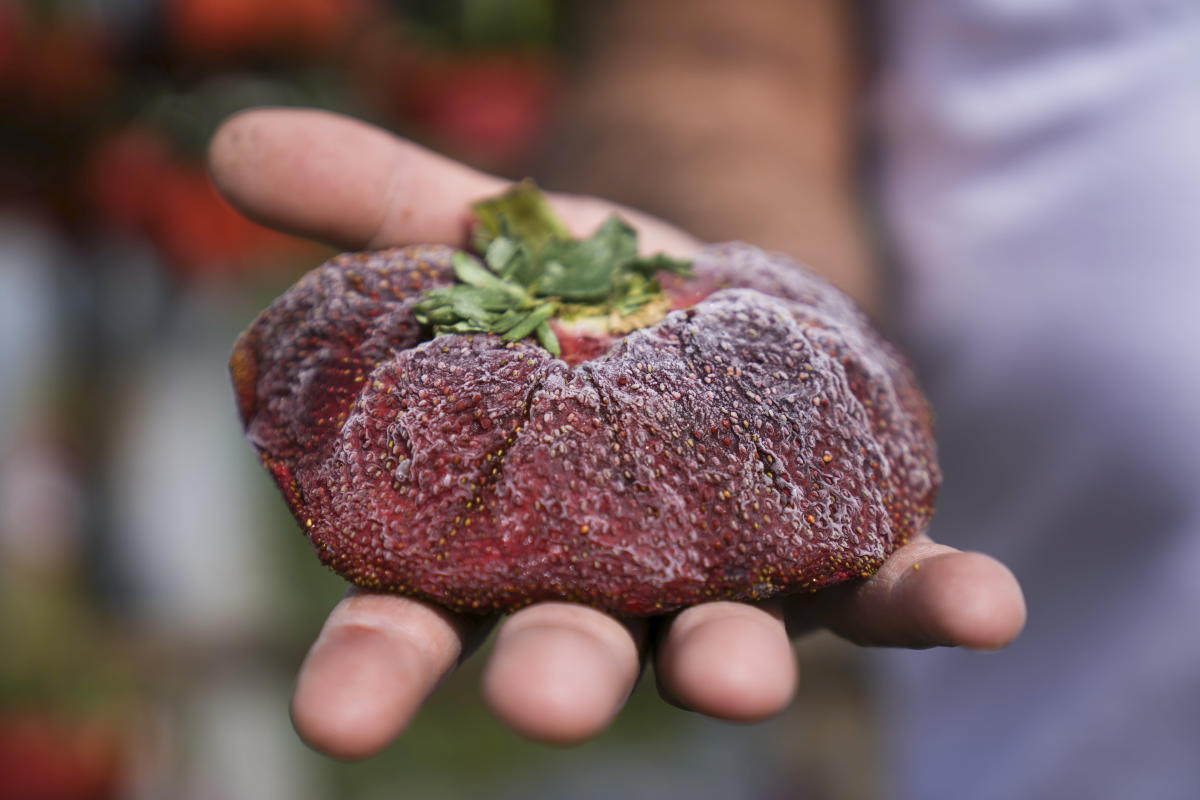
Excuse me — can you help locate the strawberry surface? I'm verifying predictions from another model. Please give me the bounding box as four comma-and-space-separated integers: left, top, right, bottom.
232, 242, 938, 614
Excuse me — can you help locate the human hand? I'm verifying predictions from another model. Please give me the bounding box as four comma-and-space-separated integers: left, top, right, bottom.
208, 108, 1026, 760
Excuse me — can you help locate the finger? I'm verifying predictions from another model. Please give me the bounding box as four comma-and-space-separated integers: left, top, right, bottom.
208, 107, 502, 251
482, 602, 646, 745
291, 588, 486, 760
786, 536, 1027, 651
207, 107, 700, 256
654, 601, 797, 722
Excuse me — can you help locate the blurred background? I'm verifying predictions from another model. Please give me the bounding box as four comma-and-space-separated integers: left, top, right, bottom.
0, 1, 876, 798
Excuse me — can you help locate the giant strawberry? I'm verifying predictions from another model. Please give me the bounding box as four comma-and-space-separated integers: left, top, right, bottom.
231, 185, 938, 615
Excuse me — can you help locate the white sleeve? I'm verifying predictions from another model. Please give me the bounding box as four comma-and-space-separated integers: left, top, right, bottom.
873, 2, 1200, 799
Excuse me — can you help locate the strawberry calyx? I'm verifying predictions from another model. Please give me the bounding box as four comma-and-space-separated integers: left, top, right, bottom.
412, 181, 692, 356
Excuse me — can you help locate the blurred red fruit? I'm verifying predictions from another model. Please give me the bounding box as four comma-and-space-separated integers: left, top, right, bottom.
0, 11, 112, 113
84, 126, 174, 232
0, 712, 125, 800
168, 0, 375, 59
406, 53, 558, 169
379, 50, 557, 172
85, 126, 316, 280
0, 1, 23, 84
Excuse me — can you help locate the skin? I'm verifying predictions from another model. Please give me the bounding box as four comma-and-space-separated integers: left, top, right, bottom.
208, 107, 1026, 759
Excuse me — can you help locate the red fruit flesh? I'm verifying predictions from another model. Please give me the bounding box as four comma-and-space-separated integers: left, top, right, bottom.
232, 243, 938, 615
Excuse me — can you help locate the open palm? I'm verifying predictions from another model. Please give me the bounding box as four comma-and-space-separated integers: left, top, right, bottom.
209, 108, 1026, 760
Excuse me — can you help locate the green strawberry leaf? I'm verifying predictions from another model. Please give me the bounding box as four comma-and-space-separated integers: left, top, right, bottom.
501, 303, 558, 343
472, 180, 570, 252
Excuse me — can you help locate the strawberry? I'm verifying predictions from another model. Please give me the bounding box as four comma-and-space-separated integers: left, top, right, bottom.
231, 186, 938, 614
